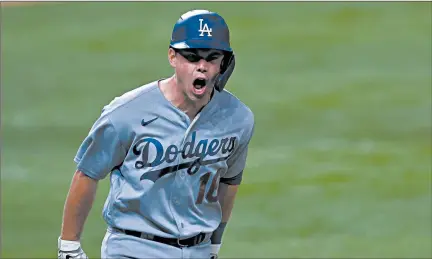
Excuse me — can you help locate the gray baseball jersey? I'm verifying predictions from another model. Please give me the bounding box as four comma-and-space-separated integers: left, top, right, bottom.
74, 79, 254, 239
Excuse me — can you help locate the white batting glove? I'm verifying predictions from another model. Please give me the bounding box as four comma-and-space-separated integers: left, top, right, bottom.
58, 238, 88, 259
210, 244, 221, 259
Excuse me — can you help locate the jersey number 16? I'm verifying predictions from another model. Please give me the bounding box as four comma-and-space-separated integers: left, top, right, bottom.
196, 170, 221, 205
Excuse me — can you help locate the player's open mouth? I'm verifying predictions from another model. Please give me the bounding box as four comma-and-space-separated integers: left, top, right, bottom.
192, 78, 207, 95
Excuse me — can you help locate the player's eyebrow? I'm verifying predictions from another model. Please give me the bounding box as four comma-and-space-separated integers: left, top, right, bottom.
195, 50, 223, 58
208, 52, 223, 57
179, 49, 224, 60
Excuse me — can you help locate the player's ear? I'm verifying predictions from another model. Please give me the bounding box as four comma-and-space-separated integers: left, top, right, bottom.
168, 48, 177, 68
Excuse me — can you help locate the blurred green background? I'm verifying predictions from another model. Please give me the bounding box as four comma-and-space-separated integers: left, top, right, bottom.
1, 2, 431, 258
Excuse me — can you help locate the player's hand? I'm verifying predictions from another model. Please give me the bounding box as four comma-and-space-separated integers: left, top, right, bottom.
210, 244, 221, 259
58, 249, 88, 259
58, 238, 88, 259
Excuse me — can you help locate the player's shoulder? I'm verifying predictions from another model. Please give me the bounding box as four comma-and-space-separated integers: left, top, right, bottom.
100, 80, 161, 117
218, 89, 255, 126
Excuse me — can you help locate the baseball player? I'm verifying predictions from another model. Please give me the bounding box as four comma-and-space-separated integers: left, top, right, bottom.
58, 9, 254, 259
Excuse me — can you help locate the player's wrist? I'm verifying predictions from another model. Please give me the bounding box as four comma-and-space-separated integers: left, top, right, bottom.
210, 244, 221, 255
58, 237, 81, 251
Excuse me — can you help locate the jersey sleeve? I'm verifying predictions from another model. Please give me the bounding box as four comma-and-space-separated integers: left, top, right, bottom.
73, 114, 127, 180
221, 115, 255, 185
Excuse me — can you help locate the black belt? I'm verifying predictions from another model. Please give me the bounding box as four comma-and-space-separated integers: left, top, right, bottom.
113, 227, 211, 248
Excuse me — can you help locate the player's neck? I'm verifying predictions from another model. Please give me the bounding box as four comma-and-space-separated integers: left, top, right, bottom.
159, 76, 212, 120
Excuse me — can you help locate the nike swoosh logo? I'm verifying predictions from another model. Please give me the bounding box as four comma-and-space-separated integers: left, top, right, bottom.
141, 116, 158, 126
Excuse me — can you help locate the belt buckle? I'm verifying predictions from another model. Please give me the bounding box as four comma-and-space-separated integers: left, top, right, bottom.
176, 233, 206, 247
176, 238, 189, 248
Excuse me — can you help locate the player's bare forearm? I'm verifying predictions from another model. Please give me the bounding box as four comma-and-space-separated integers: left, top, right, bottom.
218, 182, 239, 222
60, 170, 98, 241
210, 183, 239, 257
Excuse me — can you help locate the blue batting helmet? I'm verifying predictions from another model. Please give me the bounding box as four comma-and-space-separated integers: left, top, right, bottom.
169, 10, 236, 91
170, 10, 232, 52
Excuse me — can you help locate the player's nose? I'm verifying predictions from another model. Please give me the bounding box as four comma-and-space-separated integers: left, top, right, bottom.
196, 59, 208, 73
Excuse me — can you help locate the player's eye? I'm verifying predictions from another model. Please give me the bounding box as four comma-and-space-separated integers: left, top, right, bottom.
183, 53, 201, 63
205, 55, 221, 62
178, 51, 222, 63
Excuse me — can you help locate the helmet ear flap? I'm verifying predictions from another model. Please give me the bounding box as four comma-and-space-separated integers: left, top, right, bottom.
215, 52, 235, 92
220, 52, 233, 74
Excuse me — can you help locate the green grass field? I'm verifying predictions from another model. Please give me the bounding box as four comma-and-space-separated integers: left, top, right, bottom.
1, 2, 431, 258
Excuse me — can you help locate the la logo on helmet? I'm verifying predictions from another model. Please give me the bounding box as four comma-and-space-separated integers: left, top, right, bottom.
198, 19, 212, 37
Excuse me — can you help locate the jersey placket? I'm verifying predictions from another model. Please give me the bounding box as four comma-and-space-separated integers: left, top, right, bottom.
168, 100, 216, 236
